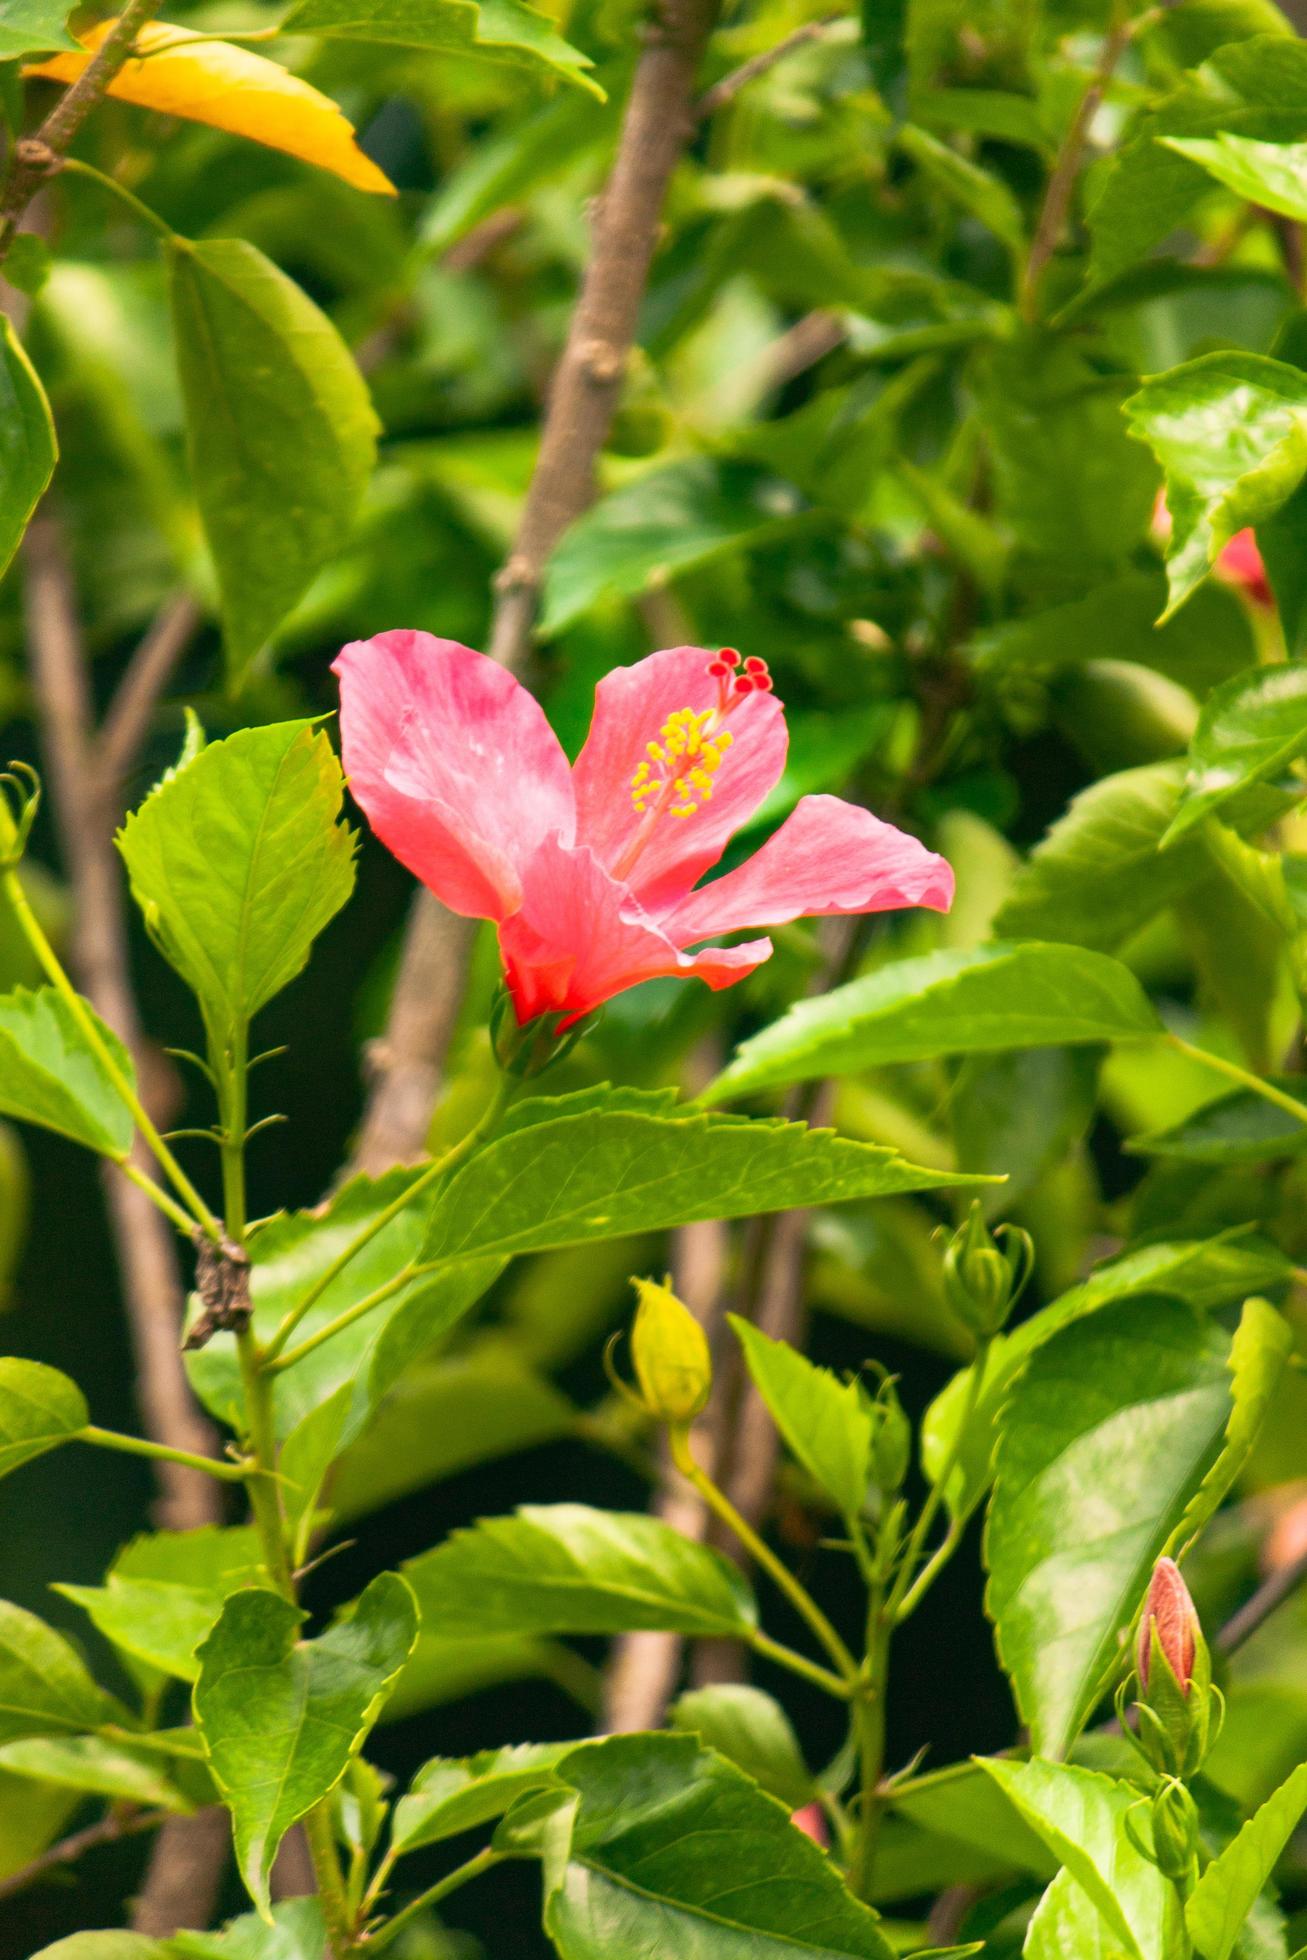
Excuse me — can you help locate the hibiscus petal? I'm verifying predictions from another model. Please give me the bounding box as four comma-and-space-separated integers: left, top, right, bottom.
663, 794, 955, 945
334, 631, 575, 921
498, 835, 771, 1027
571, 645, 787, 913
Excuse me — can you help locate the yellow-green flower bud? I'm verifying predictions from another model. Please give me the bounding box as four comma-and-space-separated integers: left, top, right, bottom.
1149, 1778, 1199, 1884
941, 1203, 1034, 1342
630, 1277, 712, 1424
870, 1379, 911, 1493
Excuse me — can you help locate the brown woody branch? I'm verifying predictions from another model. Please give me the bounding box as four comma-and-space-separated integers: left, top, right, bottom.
350, 0, 724, 1174
95, 591, 201, 800
0, 0, 166, 264
696, 13, 843, 122
0, 1805, 173, 1904
23, 515, 230, 1935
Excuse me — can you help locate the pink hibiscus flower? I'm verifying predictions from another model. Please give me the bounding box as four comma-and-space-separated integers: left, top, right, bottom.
333, 633, 954, 1029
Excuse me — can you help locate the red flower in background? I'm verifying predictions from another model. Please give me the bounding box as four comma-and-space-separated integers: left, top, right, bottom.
334, 634, 953, 1028
1153, 492, 1273, 608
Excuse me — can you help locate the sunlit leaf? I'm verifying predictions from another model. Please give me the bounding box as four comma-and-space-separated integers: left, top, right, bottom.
1125, 355, 1307, 617
708, 945, 1160, 1102
404, 1504, 757, 1639
26, 21, 395, 193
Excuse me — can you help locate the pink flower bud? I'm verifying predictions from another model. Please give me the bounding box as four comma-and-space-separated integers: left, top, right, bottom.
1137, 1558, 1198, 1695
791, 1803, 828, 1846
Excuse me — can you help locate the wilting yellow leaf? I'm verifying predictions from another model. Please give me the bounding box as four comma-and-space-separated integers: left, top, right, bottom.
26, 21, 396, 196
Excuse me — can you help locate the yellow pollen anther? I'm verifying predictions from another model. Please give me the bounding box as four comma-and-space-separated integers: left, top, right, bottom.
629, 703, 737, 821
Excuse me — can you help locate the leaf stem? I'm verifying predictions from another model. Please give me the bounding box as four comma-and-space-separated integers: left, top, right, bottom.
744, 1628, 854, 1700
889, 1342, 988, 1625
260, 1077, 515, 1365
302, 1800, 356, 1958
1166, 1032, 1307, 1127
363, 1846, 504, 1954
0, 865, 220, 1237
58, 156, 177, 239
120, 1157, 205, 1236
668, 1425, 859, 1684
263, 1261, 425, 1376
79, 1423, 248, 1482
850, 1605, 890, 1899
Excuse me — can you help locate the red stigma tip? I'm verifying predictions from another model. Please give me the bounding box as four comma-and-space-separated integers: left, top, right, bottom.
754, 673, 773, 691
719, 648, 741, 667
707, 659, 729, 676
744, 656, 769, 675
734, 675, 755, 694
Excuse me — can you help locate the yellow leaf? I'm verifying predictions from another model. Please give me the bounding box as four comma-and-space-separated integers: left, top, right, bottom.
26, 21, 396, 196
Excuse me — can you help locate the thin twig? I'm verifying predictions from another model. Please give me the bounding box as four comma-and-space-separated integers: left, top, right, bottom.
96, 591, 202, 798
1019, 11, 1133, 320
0, 1805, 172, 1902
1217, 1541, 1307, 1657
350, 0, 724, 1175
0, 0, 168, 264
696, 13, 843, 121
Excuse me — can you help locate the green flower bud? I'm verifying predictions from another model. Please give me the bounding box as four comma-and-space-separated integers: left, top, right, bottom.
869, 1379, 911, 1493
941, 1202, 1034, 1342
630, 1276, 712, 1424
1149, 1778, 1199, 1884
0, 761, 40, 870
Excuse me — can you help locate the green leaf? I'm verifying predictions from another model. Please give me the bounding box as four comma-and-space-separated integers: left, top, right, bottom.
329, 1354, 573, 1523
1161, 662, 1307, 842
403, 1504, 757, 1639
1188, 1761, 1307, 1960
993, 763, 1212, 953
887, 1757, 1055, 1878
985, 1299, 1241, 1758
540, 459, 812, 635
0, 1733, 191, 1810
1087, 38, 1307, 286
170, 1898, 325, 1959
185, 1168, 501, 1441
980, 1758, 1178, 1960
728, 1317, 873, 1520
976, 340, 1157, 573
0, 986, 136, 1157
1025, 1868, 1126, 1960
24, 1941, 171, 1960
0, 1599, 122, 1744
950, 1048, 1099, 1216
193, 1573, 418, 1916
923, 1235, 1289, 1525
544, 1731, 897, 1960
0, 315, 56, 576
1129, 1078, 1307, 1163
0, 0, 76, 55
668, 1683, 815, 1808
1165, 132, 1307, 221
117, 720, 355, 1038
0, 1357, 87, 1481
419, 1085, 980, 1267
897, 124, 1025, 256
1125, 356, 1307, 618
1177, 1297, 1293, 1551
383, 1630, 592, 1724
282, 0, 600, 95
279, 1384, 352, 1567
391, 1742, 570, 1857
167, 238, 377, 675
58, 1526, 267, 1683
708, 945, 1160, 1102
971, 573, 1254, 694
